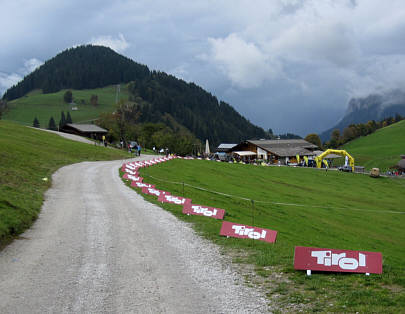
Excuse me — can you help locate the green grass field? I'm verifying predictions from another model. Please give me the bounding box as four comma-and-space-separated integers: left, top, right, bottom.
3, 85, 129, 127
128, 159, 405, 312
343, 120, 405, 171
0, 120, 131, 247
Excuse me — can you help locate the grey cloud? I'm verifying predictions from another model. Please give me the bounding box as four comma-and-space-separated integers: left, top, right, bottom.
1, 0, 405, 135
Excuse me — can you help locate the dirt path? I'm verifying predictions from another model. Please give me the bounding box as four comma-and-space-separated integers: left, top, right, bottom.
29, 127, 95, 144
0, 156, 268, 313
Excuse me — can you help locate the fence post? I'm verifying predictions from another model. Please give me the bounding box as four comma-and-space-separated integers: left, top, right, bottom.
251, 199, 255, 226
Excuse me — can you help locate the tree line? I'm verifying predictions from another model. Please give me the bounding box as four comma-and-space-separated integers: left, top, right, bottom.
97, 100, 198, 155
33, 111, 73, 130
304, 114, 404, 149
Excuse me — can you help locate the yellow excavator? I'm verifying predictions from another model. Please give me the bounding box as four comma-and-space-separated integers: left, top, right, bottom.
315, 149, 355, 172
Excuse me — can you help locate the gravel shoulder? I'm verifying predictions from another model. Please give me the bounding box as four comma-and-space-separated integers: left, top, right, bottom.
0, 156, 269, 313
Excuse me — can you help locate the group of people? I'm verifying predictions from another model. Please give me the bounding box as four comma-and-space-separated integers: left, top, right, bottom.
120, 140, 142, 156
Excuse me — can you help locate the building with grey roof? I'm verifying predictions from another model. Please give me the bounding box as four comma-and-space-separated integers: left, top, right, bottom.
231, 139, 319, 164
60, 123, 108, 140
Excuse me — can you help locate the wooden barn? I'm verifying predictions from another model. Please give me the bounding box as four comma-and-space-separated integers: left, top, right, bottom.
60, 123, 108, 140
231, 139, 319, 164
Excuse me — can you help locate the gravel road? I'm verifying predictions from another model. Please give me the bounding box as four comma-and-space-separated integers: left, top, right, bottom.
29, 127, 95, 144
0, 156, 269, 313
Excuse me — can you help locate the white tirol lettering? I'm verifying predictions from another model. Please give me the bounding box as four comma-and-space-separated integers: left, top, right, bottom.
311, 251, 331, 264
359, 253, 366, 267
339, 257, 359, 270
124, 169, 136, 174
311, 250, 366, 270
232, 225, 244, 234
248, 231, 261, 239
332, 253, 346, 265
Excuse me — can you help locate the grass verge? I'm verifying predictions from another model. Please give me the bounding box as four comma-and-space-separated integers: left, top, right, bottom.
123, 158, 405, 312
0, 120, 131, 246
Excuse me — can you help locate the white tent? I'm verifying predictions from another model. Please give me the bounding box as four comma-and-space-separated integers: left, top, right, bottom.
205, 139, 210, 154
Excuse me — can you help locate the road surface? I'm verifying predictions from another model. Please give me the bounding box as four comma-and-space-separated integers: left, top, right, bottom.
0, 156, 268, 313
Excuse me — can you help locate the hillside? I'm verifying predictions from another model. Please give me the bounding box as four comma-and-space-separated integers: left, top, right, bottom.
2, 45, 268, 146
320, 90, 405, 141
342, 119, 405, 171
2, 45, 149, 100
3, 85, 129, 128
0, 120, 130, 246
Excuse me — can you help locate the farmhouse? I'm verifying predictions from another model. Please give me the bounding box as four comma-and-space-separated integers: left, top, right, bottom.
60, 123, 108, 140
231, 139, 319, 164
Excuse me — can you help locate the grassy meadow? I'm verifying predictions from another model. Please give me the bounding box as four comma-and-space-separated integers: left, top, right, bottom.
3, 84, 129, 127
0, 120, 131, 247
127, 159, 405, 312
342, 120, 405, 171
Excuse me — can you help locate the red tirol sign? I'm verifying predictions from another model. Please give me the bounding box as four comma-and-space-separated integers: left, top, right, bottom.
131, 181, 154, 189
122, 173, 142, 182
157, 194, 192, 206
141, 187, 170, 197
219, 221, 277, 243
294, 246, 383, 274
183, 203, 225, 219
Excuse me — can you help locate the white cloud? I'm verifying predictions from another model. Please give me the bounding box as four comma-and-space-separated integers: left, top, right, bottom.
89, 33, 130, 53
207, 34, 280, 88
23, 58, 43, 74
0, 72, 21, 93
0, 57, 43, 96
205, 0, 405, 98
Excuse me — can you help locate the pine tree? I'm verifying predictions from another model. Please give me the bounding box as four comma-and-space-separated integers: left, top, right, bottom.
63, 90, 73, 103
90, 94, 98, 106
66, 111, 72, 124
33, 117, 40, 128
48, 116, 57, 130
59, 111, 66, 129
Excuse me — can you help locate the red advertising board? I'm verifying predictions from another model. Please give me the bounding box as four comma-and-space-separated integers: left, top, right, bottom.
183, 203, 225, 219
131, 181, 154, 189
123, 168, 137, 175
123, 163, 137, 170
294, 246, 382, 274
219, 221, 277, 243
122, 173, 142, 182
141, 187, 170, 197
157, 194, 192, 206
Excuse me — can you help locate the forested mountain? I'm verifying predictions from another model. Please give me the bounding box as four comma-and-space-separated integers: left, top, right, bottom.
3, 45, 149, 100
3, 45, 267, 146
127, 72, 266, 145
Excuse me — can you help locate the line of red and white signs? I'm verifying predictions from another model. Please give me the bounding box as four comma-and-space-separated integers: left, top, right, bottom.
121, 157, 382, 275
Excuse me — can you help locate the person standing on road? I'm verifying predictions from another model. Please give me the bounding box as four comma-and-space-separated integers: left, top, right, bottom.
137, 144, 141, 156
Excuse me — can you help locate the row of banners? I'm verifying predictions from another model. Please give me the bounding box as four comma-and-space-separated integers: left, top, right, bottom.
121, 157, 382, 275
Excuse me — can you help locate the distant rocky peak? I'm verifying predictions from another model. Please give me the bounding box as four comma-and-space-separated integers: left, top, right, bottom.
346, 89, 405, 116
345, 94, 383, 115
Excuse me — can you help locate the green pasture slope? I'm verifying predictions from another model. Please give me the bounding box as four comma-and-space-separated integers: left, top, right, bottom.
131, 159, 405, 312
0, 120, 130, 247
3, 84, 129, 127
343, 120, 405, 171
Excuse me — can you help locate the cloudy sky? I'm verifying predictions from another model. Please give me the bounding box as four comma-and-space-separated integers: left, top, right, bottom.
1, 0, 405, 135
